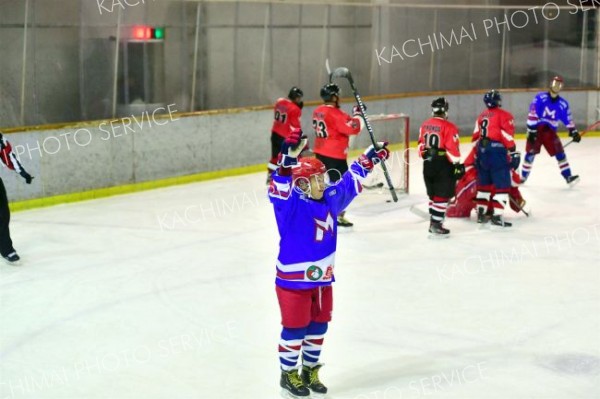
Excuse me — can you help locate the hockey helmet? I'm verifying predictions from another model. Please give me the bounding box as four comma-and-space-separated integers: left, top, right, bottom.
550, 75, 563, 95
288, 86, 304, 100
292, 157, 326, 187
431, 97, 449, 116
320, 83, 340, 102
483, 89, 502, 108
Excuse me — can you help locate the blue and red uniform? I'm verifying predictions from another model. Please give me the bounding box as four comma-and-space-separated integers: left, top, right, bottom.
269, 157, 368, 371
522, 92, 577, 181
472, 106, 516, 216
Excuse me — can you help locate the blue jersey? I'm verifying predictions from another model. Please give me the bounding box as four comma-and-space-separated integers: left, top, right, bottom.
268, 163, 366, 290
527, 92, 575, 132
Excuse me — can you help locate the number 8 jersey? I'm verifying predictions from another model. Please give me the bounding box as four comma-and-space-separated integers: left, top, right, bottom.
312, 104, 362, 160
472, 107, 515, 150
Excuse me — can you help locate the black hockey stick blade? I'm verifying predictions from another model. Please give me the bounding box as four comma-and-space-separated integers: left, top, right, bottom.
331, 67, 352, 82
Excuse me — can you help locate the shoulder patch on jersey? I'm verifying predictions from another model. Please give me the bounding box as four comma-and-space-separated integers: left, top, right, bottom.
328, 189, 337, 196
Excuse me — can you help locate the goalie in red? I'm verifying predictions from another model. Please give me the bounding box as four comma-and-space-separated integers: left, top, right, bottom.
417, 97, 464, 236
267, 87, 304, 183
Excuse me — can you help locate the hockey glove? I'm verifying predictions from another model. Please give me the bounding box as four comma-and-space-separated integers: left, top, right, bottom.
19, 170, 34, 184
569, 128, 581, 143
510, 151, 521, 170
280, 128, 307, 168
352, 104, 366, 116
452, 163, 465, 180
526, 127, 537, 144
358, 141, 389, 172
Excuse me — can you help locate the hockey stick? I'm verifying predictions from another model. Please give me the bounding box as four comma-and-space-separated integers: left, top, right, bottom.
509, 196, 529, 217
328, 66, 399, 202
564, 120, 600, 148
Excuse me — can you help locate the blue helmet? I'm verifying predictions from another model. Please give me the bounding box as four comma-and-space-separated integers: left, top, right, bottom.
484, 90, 502, 108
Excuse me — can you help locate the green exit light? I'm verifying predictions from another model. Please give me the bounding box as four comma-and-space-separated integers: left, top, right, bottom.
153, 27, 165, 40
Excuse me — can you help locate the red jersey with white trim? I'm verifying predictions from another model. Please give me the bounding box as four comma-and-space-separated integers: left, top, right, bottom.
312, 105, 362, 160
417, 117, 461, 163
472, 108, 515, 150
272, 98, 302, 139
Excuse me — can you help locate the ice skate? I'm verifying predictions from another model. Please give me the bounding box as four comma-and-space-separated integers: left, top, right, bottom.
337, 214, 353, 227
428, 221, 450, 238
280, 369, 310, 398
566, 175, 580, 186
2, 251, 20, 265
490, 215, 512, 228
301, 364, 328, 397
477, 208, 490, 224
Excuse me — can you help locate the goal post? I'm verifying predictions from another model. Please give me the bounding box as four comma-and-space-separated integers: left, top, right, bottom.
347, 113, 410, 194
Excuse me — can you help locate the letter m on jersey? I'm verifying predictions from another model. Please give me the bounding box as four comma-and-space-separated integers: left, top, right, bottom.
542, 107, 556, 119
314, 213, 334, 242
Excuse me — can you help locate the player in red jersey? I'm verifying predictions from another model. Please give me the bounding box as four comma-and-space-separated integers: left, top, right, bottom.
0, 132, 34, 264
472, 90, 520, 228
417, 97, 464, 236
312, 83, 365, 227
267, 87, 304, 183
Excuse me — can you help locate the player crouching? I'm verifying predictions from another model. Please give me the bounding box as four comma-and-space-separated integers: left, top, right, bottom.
268, 128, 389, 398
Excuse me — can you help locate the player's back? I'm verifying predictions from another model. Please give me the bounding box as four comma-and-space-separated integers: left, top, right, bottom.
312, 105, 361, 160
419, 117, 460, 162
476, 107, 515, 148
272, 98, 300, 138
419, 117, 457, 147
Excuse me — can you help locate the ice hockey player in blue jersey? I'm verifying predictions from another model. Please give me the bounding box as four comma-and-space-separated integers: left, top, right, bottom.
269, 127, 389, 398
522, 76, 581, 185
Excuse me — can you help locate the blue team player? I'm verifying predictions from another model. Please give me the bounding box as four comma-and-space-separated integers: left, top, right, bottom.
522, 76, 581, 185
268, 128, 389, 398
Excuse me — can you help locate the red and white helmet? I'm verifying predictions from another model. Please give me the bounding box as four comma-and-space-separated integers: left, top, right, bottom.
292, 157, 326, 186
550, 75, 563, 94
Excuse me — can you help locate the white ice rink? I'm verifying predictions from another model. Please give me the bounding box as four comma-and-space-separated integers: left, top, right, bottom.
1, 138, 599, 399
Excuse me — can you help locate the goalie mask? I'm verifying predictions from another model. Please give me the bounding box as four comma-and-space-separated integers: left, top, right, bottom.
550, 76, 563, 98
292, 157, 328, 200
431, 97, 449, 118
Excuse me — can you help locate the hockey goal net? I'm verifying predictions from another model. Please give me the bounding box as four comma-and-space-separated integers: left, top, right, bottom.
347, 113, 410, 194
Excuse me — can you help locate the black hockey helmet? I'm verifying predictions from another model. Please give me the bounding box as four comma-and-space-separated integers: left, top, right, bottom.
484, 90, 502, 108
431, 97, 449, 116
320, 83, 340, 102
288, 86, 304, 101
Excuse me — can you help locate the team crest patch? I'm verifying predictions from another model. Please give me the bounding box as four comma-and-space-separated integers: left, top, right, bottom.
306, 265, 323, 281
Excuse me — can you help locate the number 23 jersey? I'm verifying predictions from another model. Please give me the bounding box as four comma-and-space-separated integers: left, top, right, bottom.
312, 104, 362, 160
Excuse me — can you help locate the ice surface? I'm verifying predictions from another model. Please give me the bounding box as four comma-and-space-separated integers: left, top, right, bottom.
1, 139, 599, 399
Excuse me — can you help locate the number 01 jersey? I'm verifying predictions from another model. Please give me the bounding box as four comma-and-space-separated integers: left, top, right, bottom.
472, 108, 515, 150
272, 98, 302, 139
417, 117, 461, 163
312, 104, 362, 160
